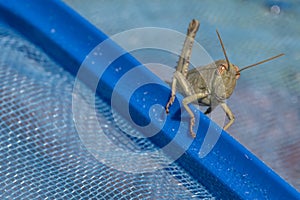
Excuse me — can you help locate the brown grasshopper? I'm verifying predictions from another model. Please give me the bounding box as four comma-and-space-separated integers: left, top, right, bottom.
165, 19, 284, 138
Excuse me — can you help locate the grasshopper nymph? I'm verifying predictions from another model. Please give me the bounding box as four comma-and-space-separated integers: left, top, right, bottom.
165, 19, 284, 138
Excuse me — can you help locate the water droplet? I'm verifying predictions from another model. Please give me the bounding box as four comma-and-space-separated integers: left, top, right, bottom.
270, 5, 280, 14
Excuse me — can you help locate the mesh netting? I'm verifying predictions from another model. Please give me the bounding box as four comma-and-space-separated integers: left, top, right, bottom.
0, 25, 216, 199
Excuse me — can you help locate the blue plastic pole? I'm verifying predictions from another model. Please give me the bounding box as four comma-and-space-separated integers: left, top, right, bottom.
0, 0, 299, 199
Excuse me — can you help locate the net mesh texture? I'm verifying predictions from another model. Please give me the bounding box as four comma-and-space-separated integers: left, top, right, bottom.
0, 25, 215, 199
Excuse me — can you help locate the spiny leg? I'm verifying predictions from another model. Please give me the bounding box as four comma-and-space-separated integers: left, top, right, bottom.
165, 19, 199, 114
177, 19, 200, 77
167, 71, 205, 137
165, 77, 177, 114
220, 103, 235, 130
182, 93, 208, 138
166, 70, 194, 113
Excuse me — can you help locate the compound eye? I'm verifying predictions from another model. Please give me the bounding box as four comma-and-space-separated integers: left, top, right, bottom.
218, 64, 227, 74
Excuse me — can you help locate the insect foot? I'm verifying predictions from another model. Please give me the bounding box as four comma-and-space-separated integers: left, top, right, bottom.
165, 95, 175, 114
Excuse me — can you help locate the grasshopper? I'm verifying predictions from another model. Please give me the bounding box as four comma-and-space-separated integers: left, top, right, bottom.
165, 19, 284, 138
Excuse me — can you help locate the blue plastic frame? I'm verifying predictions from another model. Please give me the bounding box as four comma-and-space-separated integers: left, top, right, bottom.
0, 0, 299, 199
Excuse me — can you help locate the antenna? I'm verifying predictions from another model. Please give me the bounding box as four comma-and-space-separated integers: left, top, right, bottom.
238, 53, 285, 73
216, 30, 230, 71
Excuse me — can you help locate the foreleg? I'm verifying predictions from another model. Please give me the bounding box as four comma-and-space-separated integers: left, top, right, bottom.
182, 93, 208, 138
220, 103, 235, 130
